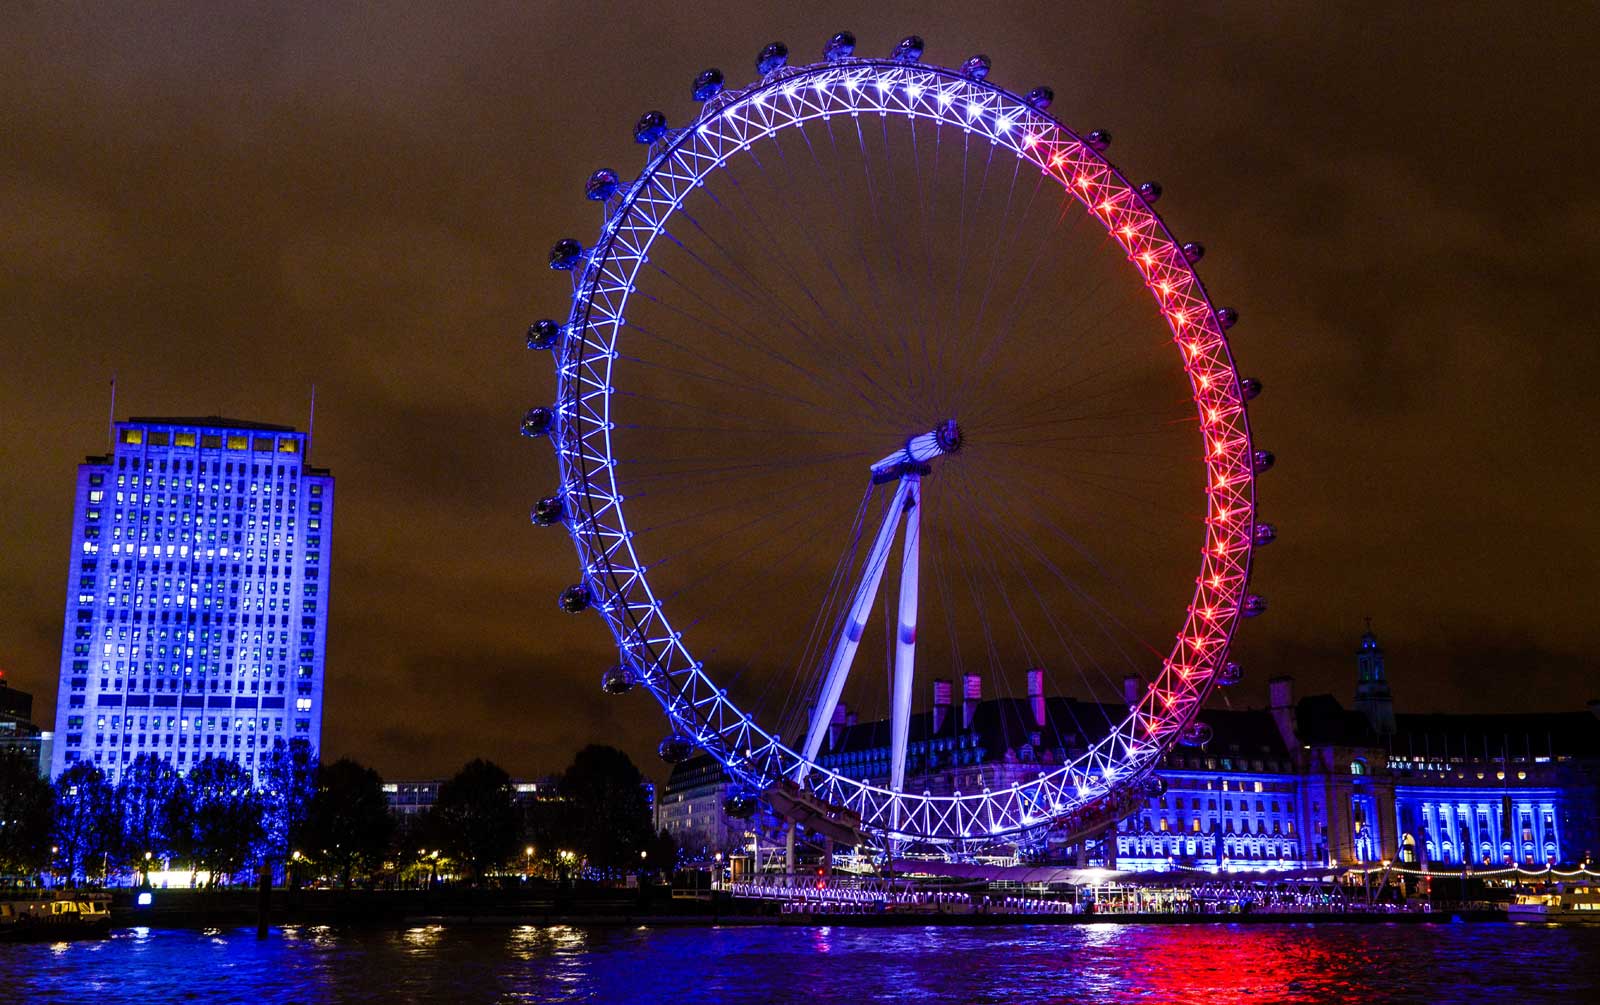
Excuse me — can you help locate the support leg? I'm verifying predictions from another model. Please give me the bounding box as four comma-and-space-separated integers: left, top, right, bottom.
889, 476, 921, 813
798, 479, 912, 769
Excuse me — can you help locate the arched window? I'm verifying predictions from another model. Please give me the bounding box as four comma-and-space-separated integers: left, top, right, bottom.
1350, 759, 1367, 776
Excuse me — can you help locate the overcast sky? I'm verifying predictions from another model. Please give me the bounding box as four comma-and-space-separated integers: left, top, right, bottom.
3, 2, 1598, 781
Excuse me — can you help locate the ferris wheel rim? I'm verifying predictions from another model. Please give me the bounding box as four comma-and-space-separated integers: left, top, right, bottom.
547, 53, 1259, 844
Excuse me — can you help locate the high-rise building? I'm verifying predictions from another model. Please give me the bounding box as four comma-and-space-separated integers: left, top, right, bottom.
50, 416, 333, 785
0, 671, 46, 774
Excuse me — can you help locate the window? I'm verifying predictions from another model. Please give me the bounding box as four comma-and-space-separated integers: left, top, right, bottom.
227, 436, 248, 450
278, 440, 298, 454
122, 429, 144, 445
175, 432, 196, 447
1350, 759, 1367, 776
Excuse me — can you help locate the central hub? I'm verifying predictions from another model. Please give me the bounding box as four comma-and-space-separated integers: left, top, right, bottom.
870, 419, 962, 483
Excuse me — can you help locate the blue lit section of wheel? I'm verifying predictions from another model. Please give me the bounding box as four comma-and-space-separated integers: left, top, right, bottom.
526, 34, 1269, 848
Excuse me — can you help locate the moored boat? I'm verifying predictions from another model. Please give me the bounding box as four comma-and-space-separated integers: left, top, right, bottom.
1508, 882, 1600, 923
0, 891, 113, 941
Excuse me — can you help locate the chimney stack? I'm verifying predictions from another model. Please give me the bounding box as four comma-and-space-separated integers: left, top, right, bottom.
1123, 674, 1142, 708
1026, 668, 1047, 729
828, 701, 850, 751
1269, 676, 1293, 711
963, 672, 982, 730
932, 678, 953, 733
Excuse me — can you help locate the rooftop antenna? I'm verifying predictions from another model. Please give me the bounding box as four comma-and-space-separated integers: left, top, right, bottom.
107, 374, 117, 452
306, 383, 316, 461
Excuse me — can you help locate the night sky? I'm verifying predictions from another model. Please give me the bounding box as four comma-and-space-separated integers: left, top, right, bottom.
3, 3, 1598, 782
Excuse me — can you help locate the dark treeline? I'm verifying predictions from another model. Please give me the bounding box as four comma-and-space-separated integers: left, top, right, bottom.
0, 742, 674, 888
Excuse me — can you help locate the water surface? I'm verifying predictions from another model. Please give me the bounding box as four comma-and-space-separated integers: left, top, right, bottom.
5, 922, 1598, 1003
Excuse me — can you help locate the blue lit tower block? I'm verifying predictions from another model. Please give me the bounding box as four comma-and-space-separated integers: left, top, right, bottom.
50, 417, 333, 784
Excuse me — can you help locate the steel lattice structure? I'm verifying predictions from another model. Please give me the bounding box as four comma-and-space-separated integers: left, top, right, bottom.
526, 36, 1266, 848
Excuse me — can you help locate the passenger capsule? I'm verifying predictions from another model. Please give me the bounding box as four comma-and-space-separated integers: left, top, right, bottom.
961, 54, 991, 80
1138, 181, 1163, 203
724, 791, 759, 819
1216, 306, 1239, 329
823, 31, 856, 61
1241, 594, 1268, 618
548, 239, 584, 271
1253, 522, 1277, 547
891, 35, 924, 62
600, 663, 637, 695
1253, 449, 1276, 473
1182, 241, 1205, 263
1178, 721, 1214, 748
657, 733, 696, 764
558, 583, 592, 613
1086, 129, 1112, 151
1024, 86, 1054, 110
525, 318, 561, 351
1218, 661, 1243, 686
1240, 377, 1263, 400
692, 68, 725, 102
584, 168, 620, 202
756, 41, 789, 75
633, 110, 668, 145
1141, 776, 1168, 798
520, 407, 554, 438
530, 495, 565, 526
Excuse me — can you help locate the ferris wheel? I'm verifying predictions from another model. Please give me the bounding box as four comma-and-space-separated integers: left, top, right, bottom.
523, 32, 1272, 849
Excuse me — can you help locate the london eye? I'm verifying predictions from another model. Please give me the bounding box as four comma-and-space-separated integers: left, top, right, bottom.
523, 32, 1271, 850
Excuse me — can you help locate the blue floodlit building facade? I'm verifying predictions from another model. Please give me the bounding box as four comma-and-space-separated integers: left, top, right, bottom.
49, 417, 333, 785
663, 630, 1600, 871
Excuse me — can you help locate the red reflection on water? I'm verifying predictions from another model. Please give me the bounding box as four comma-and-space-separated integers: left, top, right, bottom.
1030, 924, 1396, 1004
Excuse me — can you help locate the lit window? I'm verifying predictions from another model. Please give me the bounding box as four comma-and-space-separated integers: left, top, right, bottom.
175, 433, 196, 447
122, 429, 144, 445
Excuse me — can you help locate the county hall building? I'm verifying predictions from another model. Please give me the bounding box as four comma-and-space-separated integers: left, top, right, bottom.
663, 629, 1600, 871
49, 416, 333, 784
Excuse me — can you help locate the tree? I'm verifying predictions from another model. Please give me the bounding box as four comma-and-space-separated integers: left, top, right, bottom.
116, 753, 186, 883
304, 758, 393, 888
647, 827, 679, 878
181, 756, 266, 885
0, 757, 55, 880
391, 810, 443, 888
52, 762, 118, 884
261, 738, 319, 867
555, 745, 654, 875
432, 759, 520, 880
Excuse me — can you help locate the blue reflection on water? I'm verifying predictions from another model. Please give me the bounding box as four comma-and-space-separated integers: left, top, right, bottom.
2, 923, 1597, 1004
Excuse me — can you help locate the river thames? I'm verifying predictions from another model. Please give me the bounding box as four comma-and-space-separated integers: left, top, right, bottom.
5, 922, 1599, 1004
